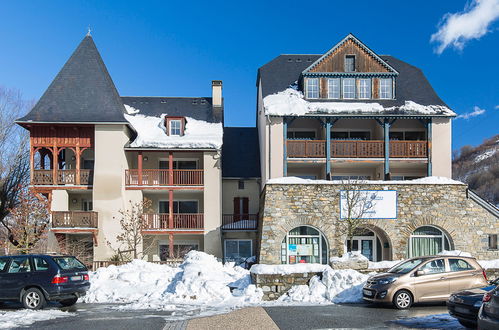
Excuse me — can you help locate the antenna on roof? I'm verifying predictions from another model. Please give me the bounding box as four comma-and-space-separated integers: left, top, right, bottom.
86, 26, 92, 37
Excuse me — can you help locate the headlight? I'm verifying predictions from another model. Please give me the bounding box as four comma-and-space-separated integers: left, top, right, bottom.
449, 295, 456, 302
378, 277, 397, 285
474, 300, 483, 308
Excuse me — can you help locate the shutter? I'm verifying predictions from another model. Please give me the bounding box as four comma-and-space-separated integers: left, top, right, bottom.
242, 198, 249, 216
233, 197, 241, 221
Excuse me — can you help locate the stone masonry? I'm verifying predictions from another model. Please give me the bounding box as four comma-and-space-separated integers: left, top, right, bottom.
251, 272, 322, 300
257, 183, 499, 264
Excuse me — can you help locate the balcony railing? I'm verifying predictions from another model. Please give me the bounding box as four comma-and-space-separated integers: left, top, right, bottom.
286, 140, 428, 158
125, 169, 204, 186
52, 211, 98, 228
142, 213, 204, 230
222, 214, 258, 230
32, 169, 94, 185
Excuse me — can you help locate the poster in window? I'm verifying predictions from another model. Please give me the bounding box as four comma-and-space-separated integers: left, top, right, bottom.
288, 244, 297, 255
297, 244, 313, 255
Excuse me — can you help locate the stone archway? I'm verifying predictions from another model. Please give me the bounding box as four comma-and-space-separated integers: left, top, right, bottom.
341, 225, 393, 262
399, 218, 455, 258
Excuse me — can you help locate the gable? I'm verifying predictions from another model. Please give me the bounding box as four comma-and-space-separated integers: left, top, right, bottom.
305, 35, 397, 74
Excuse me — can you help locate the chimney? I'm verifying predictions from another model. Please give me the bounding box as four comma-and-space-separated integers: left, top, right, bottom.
211, 80, 223, 122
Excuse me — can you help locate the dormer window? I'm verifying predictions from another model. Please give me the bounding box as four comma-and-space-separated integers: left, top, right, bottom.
379, 78, 393, 99
345, 55, 355, 72
306, 78, 319, 99
165, 117, 185, 136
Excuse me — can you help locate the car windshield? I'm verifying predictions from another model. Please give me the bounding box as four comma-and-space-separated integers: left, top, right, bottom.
53, 257, 86, 270
388, 258, 427, 274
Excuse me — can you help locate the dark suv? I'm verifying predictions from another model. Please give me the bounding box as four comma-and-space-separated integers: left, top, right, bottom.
0, 254, 90, 309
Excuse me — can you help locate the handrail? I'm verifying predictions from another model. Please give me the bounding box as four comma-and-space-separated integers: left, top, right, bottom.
52, 211, 98, 228
125, 169, 204, 186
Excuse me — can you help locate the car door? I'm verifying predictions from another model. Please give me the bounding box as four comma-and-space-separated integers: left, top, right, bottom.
0, 257, 12, 299
413, 258, 450, 302
447, 258, 485, 294
1, 256, 33, 299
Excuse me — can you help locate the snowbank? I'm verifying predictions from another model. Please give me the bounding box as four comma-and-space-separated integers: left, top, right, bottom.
330, 251, 368, 264
0, 310, 72, 329
267, 176, 464, 185
125, 113, 223, 149
250, 263, 329, 275
479, 259, 499, 270
368, 260, 401, 270
438, 250, 472, 257
263, 88, 456, 116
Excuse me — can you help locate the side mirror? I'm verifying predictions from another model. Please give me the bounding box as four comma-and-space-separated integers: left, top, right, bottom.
416, 270, 426, 276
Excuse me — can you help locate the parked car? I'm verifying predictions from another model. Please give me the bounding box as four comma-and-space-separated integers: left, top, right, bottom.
477, 286, 499, 330
447, 277, 499, 328
0, 254, 90, 309
363, 256, 488, 309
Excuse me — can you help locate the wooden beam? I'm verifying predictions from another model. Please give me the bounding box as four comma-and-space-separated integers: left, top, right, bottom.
168, 189, 173, 229
168, 151, 173, 185
76, 146, 81, 185
53, 146, 58, 185
138, 151, 143, 186
169, 232, 174, 259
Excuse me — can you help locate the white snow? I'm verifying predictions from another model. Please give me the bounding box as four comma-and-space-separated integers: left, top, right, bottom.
267, 176, 464, 185
124, 113, 223, 149
368, 260, 401, 269
479, 259, 499, 270
263, 88, 456, 116
437, 250, 473, 257
250, 263, 329, 275
474, 148, 498, 163
330, 251, 368, 264
221, 220, 257, 230
124, 104, 140, 114
0, 309, 72, 329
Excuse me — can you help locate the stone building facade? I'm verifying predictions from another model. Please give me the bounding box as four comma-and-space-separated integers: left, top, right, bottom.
257, 182, 499, 264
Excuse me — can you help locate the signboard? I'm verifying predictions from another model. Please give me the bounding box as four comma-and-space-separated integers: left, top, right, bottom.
340, 190, 397, 219
297, 244, 313, 255
288, 244, 297, 255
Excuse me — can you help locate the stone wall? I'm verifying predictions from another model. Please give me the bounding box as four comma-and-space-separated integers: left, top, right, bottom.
251, 272, 322, 300
258, 183, 499, 264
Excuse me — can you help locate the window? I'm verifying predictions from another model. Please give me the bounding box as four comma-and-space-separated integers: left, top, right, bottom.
409, 226, 451, 258
489, 234, 498, 250
225, 240, 253, 263
420, 259, 445, 274
238, 180, 245, 190
233, 197, 249, 219
159, 242, 198, 260
281, 226, 328, 264
449, 259, 474, 272
159, 160, 197, 169
169, 119, 182, 136
82, 200, 93, 211
327, 78, 340, 99
0, 257, 9, 272
33, 257, 49, 271
83, 159, 94, 170
159, 200, 198, 214
306, 78, 319, 99
332, 175, 371, 180
390, 131, 425, 141
8, 257, 31, 273
345, 55, 355, 72
53, 257, 86, 270
391, 176, 422, 181
287, 131, 316, 139
342, 78, 356, 99
379, 78, 393, 99
359, 79, 371, 99
331, 131, 371, 140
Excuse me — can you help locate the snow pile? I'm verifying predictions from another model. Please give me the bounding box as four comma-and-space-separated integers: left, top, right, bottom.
479, 259, 499, 270
438, 250, 472, 257
0, 310, 72, 329
263, 88, 455, 116
267, 176, 464, 185
125, 113, 223, 149
280, 267, 369, 304
330, 251, 368, 264
368, 260, 401, 269
250, 263, 329, 275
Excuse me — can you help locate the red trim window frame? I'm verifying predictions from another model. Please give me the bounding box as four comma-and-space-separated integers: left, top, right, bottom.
165, 117, 185, 136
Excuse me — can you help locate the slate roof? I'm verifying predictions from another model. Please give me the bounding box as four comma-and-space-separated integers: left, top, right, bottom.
222, 127, 260, 178
17, 35, 127, 124
257, 54, 448, 108
121, 97, 222, 123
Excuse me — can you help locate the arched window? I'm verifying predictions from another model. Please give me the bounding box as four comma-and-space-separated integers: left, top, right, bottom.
408, 226, 451, 258
281, 226, 328, 264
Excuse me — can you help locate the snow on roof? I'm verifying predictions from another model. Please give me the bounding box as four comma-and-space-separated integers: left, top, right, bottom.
124, 113, 223, 149
267, 176, 465, 185
263, 88, 456, 117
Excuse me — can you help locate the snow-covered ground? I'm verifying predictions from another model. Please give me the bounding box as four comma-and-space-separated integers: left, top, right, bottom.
0, 309, 73, 329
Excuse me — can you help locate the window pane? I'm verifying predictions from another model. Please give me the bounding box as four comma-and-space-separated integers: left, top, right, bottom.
53, 257, 86, 270
327, 78, 340, 99
169, 120, 182, 136
413, 226, 442, 236
238, 241, 252, 258
0, 258, 9, 272
178, 201, 198, 213
306, 78, 319, 99
8, 257, 31, 273
159, 201, 169, 213
489, 234, 498, 249
349, 131, 370, 140
176, 161, 197, 169
449, 259, 474, 271
345, 55, 355, 72
331, 131, 349, 140
389, 132, 404, 140
359, 79, 371, 99
33, 257, 49, 271
421, 259, 445, 274
379, 78, 392, 99
342, 78, 356, 99
293, 131, 316, 139
405, 131, 425, 141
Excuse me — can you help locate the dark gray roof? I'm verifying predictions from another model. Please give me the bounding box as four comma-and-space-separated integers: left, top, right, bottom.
17, 35, 127, 124
121, 97, 222, 123
257, 54, 448, 108
222, 127, 260, 178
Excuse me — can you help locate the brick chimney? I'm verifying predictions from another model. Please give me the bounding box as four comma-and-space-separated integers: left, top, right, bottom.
212, 80, 223, 122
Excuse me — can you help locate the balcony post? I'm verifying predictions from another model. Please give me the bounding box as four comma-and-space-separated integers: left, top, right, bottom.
325, 119, 331, 179
169, 151, 173, 185
168, 189, 174, 229
283, 117, 288, 177
30, 147, 34, 184
426, 118, 432, 176
169, 232, 174, 259
53, 146, 58, 185
138, 151, 143, 185
75, 146, 81, 185
383, 119, 390, 180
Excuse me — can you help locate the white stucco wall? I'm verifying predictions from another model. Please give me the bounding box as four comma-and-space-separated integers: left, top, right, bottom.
203, 151, 222, 257
431, 117, 452, 178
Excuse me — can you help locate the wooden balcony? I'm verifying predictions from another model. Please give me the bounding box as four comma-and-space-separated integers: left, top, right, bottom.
32, 169, 93, 185
52, 211, 98, 229
125, 169, 204, 186
222, 214, 258, 230
142, 213, 204, 230
286, 140, 428, 158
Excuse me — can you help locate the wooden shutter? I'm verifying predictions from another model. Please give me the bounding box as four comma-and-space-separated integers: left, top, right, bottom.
233, 197, 241, 221
242, 198, 249, 215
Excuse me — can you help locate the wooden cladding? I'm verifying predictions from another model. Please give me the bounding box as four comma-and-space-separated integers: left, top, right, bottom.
52, 211, 98, 228
32, 169, 93, 185
142, 213, 204, 230
30, 125, 94, 148
222, 214, 259, 230
125, 169, 204, 186
287, 140, 428, 158
309, 39, 390, 73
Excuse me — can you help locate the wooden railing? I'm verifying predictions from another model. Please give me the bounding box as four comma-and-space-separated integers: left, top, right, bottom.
142, 213, 204, 230
125, 169, 204, 186
222, 214, 258, 230
32, 169, 94, 185
52, 211, 98, 228
287, 140, 428, 158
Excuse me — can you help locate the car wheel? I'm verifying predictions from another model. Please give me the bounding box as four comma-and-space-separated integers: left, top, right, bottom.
22, 288, 46, 310
457, 319, 475, 329
393, 290, 413, 309
59, 297, 78, 307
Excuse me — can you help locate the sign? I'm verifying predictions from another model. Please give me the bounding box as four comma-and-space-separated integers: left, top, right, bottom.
297, 244, 313, 255
288, 244, 297, 255
340, 190, 397, 219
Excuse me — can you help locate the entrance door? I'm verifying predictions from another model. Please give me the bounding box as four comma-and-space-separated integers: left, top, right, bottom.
361, 240, 374, 261
346, 236, 376, 261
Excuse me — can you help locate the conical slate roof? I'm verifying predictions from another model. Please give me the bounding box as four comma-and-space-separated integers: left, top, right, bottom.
17, 35, 127, 124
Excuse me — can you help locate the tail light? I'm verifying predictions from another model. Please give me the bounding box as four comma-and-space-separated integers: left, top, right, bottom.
482, 270, 488, 282
51, 275, 69, 284
83, 274, 89, 281
483, 292, 492, 303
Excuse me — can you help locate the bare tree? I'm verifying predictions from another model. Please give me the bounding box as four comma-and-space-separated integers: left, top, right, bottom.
108, 198, 154, 261
337, 181, 378, 253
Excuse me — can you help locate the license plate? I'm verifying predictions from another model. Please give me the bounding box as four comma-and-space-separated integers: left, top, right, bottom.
455, 306, 468, 314
71, 276, 82, 281
363, 289, 373, 297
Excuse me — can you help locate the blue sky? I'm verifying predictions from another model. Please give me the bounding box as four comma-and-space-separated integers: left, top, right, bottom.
0, 0, 498, 151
